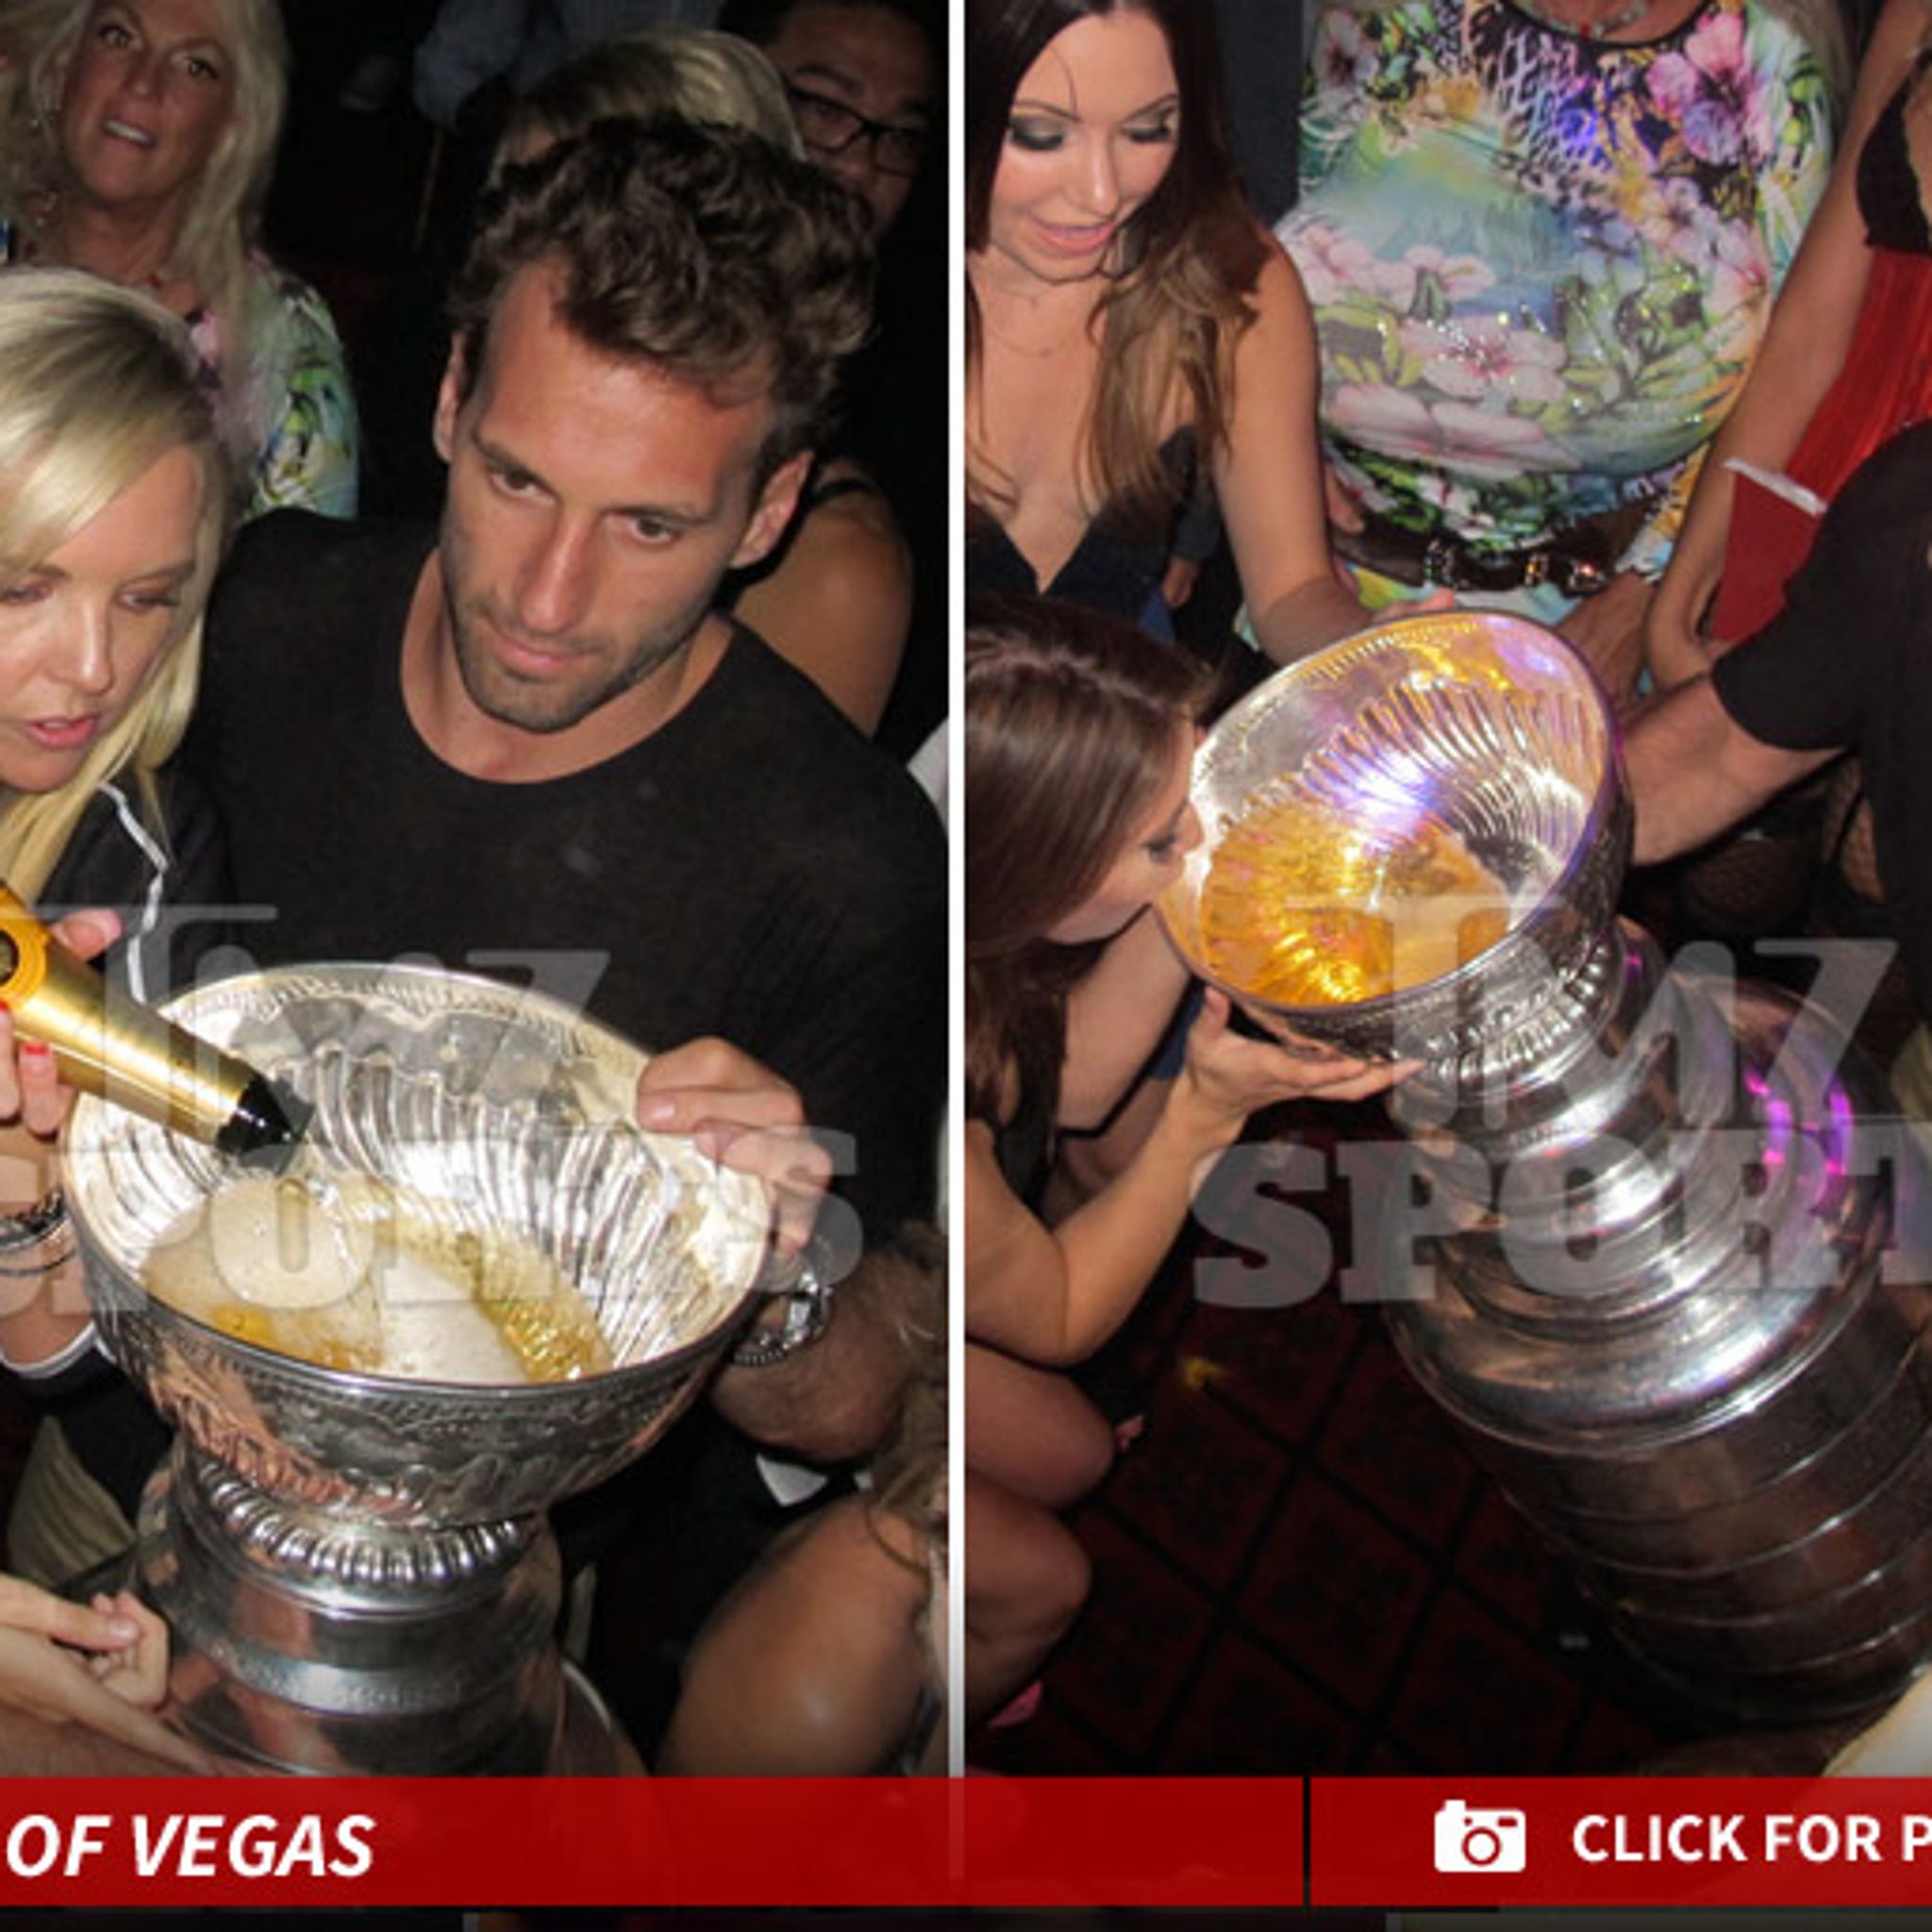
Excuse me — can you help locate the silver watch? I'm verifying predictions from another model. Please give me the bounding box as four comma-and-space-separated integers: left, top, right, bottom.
0, 1185, 67, 1252
729, 1241, 835, 1368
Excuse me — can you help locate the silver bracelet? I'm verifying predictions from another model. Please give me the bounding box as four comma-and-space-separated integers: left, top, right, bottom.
0, 1186, 68, 1255
0, 1228, 75, 1277
729, 1241, 835, 1369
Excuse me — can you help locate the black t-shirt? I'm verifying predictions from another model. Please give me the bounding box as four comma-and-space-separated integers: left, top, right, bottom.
1713, 421, 1932, 1015
184, 510, 945, 1240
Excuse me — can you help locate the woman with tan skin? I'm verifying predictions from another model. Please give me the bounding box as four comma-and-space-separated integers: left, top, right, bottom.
5, 0, 358, 517
966, 0, 1365, 663
963, 595, 1402, 1728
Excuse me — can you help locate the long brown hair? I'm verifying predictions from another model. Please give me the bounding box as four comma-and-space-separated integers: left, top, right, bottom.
965, 593, 1207, 1124
965, 0, 1267, 542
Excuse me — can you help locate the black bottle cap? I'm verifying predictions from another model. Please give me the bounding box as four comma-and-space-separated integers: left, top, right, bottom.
217, 1074, 311, 1169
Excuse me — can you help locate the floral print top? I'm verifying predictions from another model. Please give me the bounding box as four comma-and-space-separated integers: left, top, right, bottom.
1281, 0, 1835, 575
188, 258, 359, 522
0, 241, 359, 521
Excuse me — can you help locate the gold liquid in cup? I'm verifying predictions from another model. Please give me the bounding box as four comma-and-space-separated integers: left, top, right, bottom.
1158, 610, 1614, 1065
1196, 791, 1514, 1007
64, 962, 774, 1774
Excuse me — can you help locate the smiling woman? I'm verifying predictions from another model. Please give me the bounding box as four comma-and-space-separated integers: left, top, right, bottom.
965, 0, 1366, 665
1, 0, 358, 519
961, 592, 1405, 1734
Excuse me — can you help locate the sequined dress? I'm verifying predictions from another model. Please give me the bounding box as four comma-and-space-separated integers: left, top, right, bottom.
1281, 0, 1835, 579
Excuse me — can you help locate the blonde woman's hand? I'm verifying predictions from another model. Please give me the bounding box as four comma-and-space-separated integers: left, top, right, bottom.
0, 908, 121, 1140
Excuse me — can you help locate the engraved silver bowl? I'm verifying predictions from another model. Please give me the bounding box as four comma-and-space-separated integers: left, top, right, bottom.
62, 962, 773, 1774
1159, 611, 1932, 1723
1158, 610, 1627, 1068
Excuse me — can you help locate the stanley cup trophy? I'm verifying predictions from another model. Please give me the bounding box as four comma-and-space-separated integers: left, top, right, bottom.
1160, 610, 1932, 1723
60, 963, 774, 1774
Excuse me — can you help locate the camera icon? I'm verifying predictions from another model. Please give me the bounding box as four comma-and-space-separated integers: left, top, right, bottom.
1433, 1799, 1527, 1873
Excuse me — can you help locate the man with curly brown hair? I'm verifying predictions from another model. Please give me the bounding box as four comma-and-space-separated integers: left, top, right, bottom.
35, 124, 943, 1729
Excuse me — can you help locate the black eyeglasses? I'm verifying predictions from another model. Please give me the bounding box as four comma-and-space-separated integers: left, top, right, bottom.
784, 80, 928, 177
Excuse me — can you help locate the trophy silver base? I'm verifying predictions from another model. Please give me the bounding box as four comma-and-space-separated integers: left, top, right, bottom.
1162, 613, 1932, 1724
140, 1447, 604, 1776
59, 964, 767, 1781
172, 1667, 637, 1776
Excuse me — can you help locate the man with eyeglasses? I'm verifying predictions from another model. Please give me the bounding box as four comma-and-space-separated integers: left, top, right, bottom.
718, 0, 938, 237
717, 0, 944, 767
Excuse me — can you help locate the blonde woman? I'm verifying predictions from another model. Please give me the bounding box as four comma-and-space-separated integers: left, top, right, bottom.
6, 0, 358, 517
496, 24, 800, 158
0, 266, 233, 1582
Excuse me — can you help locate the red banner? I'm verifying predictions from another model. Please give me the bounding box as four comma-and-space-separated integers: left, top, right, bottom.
1313, 1776, 1932, 1907
0, 1777, 1304, 1907
32, 1775, 1932, 1907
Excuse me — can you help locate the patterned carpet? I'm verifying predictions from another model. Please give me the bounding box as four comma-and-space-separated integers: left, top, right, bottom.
973, 1102, 1712, 1777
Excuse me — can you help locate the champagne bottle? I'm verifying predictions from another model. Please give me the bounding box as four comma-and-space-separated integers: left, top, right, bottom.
0, 882, 306, 1161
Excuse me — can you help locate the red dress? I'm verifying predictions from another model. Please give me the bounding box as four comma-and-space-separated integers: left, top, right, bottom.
1711, 56, 1932, 640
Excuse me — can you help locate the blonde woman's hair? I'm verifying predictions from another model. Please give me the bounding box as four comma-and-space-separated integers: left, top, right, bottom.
0, 0, 73, 184
21, 0, 290, 463
498, 25, 806, 166
0, 269, 230, 898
